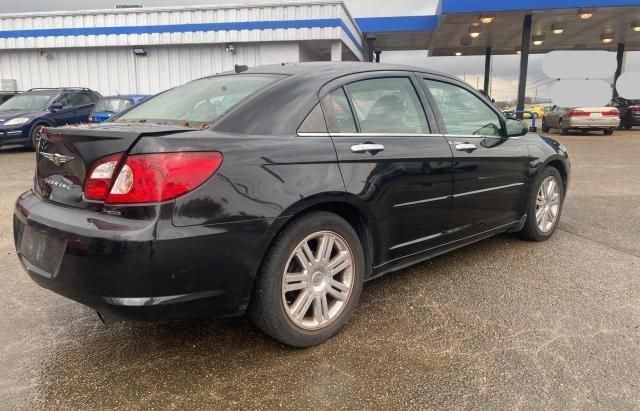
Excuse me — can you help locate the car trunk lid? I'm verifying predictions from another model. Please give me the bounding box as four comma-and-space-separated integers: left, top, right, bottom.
35, 123, 194, 209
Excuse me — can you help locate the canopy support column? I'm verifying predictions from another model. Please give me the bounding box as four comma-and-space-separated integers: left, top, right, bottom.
483, 47, 492, 94
516, 14, 532, 119
613, 42, 625, 98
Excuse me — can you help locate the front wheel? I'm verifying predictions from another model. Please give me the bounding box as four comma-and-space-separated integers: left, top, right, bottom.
603, 128, 614, 135
250, 211, 364, 347
519, 167, 564, 241
29, 123, 46, 151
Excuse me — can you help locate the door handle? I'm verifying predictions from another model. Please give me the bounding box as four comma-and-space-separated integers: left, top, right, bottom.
454, 142, 478, 151
350, 143, 385, 154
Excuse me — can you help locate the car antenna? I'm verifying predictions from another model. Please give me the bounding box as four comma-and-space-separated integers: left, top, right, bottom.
234, 64, 248, 73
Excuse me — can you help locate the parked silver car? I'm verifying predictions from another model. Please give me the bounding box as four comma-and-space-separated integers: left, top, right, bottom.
542, 106, 619, 135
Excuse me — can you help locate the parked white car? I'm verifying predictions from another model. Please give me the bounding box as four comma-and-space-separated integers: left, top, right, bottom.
542, 106, 620, 135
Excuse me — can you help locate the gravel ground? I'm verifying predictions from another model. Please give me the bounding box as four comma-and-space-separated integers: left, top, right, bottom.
1, 129, 639, 409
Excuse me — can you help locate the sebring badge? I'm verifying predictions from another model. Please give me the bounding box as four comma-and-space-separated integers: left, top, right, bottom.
41, 152, 75, 166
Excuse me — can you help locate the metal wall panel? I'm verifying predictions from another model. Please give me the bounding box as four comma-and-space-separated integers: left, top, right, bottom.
0, 42, 299, 95
0, 2, 363, 57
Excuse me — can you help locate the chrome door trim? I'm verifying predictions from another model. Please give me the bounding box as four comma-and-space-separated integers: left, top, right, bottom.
453, 182, 524, 198
394, 195, 450, 208
389, 232, 443, 250
382, 220, 521, 260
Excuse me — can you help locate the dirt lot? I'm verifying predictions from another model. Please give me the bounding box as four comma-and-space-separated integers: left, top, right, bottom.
1, 129, 639, 409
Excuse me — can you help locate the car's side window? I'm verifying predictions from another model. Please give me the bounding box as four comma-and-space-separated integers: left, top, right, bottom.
344, 77, 428, 134
424, 79, 503, 137
53, 93, 72, 108
70, 92, 93, 106
298, 104, 328, 134
320, 88, 357, 133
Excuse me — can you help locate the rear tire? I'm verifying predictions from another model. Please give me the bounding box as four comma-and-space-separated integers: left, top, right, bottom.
541, 117, 550, 132
559, 119, 568, 135
249, 211, 365, 347
29, 123, 46, 151
603, 128, 614, 135
519, 167, 564, 242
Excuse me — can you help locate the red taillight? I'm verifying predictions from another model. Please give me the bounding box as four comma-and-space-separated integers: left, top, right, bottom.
100, 152, 223, 204
569, 109, 590, 117
84, 153, 124, 201
629, 105, 640, 112
603, 109, 619, 116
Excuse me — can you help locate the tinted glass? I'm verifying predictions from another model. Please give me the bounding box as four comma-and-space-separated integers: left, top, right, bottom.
345, 77, 428, 134
0, 92, 55, 110
95, 97, 133, 113
70, 93, 94, 106
425, 79, 502, 136
118, 74, 282, 125
320, 88, 357, 133
298, 104, 327, 133
53, 94, 72, 107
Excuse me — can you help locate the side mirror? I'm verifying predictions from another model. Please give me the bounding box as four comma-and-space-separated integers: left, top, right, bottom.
49, 103, 64, 112
505, 118, 528, 137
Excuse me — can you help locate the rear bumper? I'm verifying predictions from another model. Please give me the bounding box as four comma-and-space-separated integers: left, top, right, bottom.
13, 190, 276, 322
565, 117, 619, 129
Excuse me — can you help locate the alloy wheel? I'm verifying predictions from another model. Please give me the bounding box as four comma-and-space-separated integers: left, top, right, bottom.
536, 176, 560, 233
281, 231, 354, 330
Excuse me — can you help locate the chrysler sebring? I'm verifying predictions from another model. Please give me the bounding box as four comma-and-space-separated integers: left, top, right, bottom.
13, 63, 570, 347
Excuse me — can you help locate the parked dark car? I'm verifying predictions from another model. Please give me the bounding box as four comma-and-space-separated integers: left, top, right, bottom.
0, 91, 19, 105
13, 63, 570, 347
89, 94, 149, 123
609, 97, 640, 129
0, 87, 101, 149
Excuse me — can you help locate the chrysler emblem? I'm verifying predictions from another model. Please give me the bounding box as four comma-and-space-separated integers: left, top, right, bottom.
41, 152, 75, 166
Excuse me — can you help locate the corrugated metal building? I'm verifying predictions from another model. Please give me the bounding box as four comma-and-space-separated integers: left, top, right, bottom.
0, 1, 363, 95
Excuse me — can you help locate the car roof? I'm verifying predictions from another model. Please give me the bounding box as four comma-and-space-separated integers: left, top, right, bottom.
101, 94, 148, 100
216, 62, 459, 83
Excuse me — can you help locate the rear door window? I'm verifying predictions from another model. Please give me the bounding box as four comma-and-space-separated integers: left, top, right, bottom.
320, 88, 357, 133
70, 92, 94, 106
344, 77, 429, 134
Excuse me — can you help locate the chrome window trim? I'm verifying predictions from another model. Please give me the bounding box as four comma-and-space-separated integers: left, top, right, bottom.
297, 132, 519, 139
297, 132, 443, 137
297, 132, 331, 137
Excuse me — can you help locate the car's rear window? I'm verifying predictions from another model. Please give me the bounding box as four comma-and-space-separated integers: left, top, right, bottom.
117, 74, 284, 125
95, 97, 134, 113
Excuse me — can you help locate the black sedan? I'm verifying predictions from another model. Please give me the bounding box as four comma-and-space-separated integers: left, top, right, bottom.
13, 63, 570, 347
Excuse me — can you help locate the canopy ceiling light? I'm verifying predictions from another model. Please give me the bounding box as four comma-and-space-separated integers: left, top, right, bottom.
479, 14, 495, 24
455, 51, 463, 56
132, 48, 146, 56
516, 47, 522, 55
600, 33, 615, 44
469, 26, 482, 38
551, 24, 565, 34
632, 22, 640, 32
532, 35, 545, 46
577, 9, 594, 20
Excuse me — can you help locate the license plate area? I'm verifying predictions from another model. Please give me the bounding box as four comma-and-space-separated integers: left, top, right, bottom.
590, 112, 603, 118
19, 225, 66, 278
